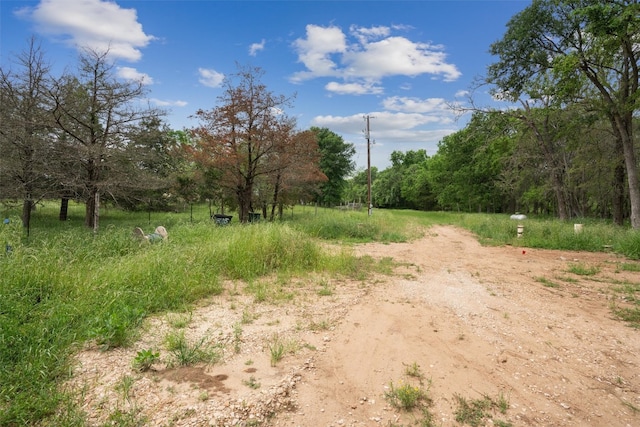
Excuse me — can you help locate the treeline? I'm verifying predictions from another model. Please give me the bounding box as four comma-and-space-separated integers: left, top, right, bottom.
346, 109, 638, 221
0, 39, 356, 229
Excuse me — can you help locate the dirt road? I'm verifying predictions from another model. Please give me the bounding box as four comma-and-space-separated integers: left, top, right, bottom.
70, 225, 640, 426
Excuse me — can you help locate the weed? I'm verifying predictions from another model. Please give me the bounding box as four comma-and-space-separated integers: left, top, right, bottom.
90, 307, 145, 350
417, 407, 437, 427
251, 282, 268, 303
317, 280, 333, 296
165, 331, 220, 366
496, 392, 510, 414
269, 338, 285, 367
309, 320, 331, 331
536, 277, 561, 288
132, 349, 160, 372
453, 392, 511, 427
403, 362, 424, 380
241, 309, 256, 324
233, 323, 243, 354
568, 263, 600, 276
621, 400, 640, 413
611, 305, 640, 328
619, 262, 640, 272
242, 376, 261, 389
106, 407, 147, 427
115, 375, 135, 405
384, 380, 430, 411
167, 312, 192, 329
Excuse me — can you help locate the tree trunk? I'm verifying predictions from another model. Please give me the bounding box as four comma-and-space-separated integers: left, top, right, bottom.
237, 184, 253, 223
620, 130, 640, 228
21, 198, 33, 230
552, 169, 568, 221
59, 197, 69, 221
612, 161, 625, 226
85, 188, 100, 230
270, 173, 282, 222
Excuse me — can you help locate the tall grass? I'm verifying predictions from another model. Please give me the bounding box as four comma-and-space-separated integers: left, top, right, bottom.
0, 202, 374, 426
292, 207, 423, 242
452, 213, 640, 259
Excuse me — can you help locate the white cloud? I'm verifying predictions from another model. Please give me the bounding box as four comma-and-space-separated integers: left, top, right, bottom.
17, 0, 154, 61
382, 96, 449, 114
290, 24, 347, 82
249, 39, 266, 56
117, 67, 153, 84
310, 111, 455, 141
342, 36, 460, 81
150, 98, 188, 107
198, 68, 225, 88
325, 81, 383, 95
349, 24, 390, 44
455, 90, 470, 98
290, 24, 461, 91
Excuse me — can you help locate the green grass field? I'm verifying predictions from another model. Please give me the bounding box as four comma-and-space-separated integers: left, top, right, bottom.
1, 201, 639, 426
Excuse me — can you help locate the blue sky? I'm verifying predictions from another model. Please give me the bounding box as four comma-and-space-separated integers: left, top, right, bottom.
1, 0, 528, 171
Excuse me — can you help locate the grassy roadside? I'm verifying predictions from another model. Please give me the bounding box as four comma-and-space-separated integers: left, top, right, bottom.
1, 202, 639, 425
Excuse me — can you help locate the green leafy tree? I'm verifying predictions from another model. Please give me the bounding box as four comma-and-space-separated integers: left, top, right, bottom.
401, 162, 437, 210
372, 150, 429, 209
428, 113, 511, 212
487, 0, 640, 227
312, 127, 355, 206
344, 167, 377, 206
116, 118, 185, 211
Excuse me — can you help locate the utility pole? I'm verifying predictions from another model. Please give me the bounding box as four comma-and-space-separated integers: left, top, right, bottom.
365, 115, 373, 216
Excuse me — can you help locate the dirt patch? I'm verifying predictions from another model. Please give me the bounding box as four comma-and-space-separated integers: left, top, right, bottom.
67, 225, 640, 426
158, 368, 230, 394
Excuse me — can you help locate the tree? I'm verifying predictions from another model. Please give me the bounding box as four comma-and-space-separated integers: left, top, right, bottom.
344, 167, 377, 206
191, 65, 302, 222
371, 150, 428, 209
428, 112, 511, 212
117, 118, 185, 212
0, 37, 54, 231
50, 48, 163, 230
264, 128, 326, 220
312, 127, 355, 206
487, 0, 640, 227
